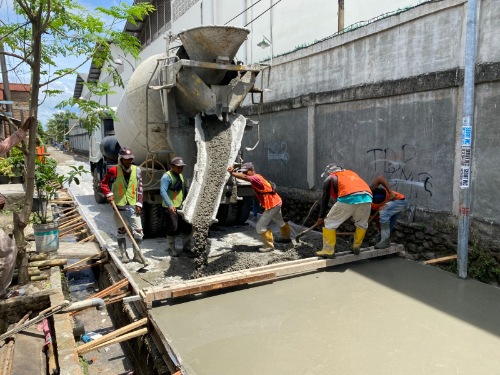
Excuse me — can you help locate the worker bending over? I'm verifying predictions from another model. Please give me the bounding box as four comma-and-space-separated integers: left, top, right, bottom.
316, 164, 373, 258
370, 175, 408, 248
100, 147, 148, 266
228, 162, 291, 252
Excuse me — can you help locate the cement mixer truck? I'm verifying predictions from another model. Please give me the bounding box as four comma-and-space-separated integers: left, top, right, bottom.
89, 26, 264, 237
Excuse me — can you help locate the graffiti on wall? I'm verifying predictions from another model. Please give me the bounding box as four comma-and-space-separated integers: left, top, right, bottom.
367, 144, 433, 198
266, 142, 289, 165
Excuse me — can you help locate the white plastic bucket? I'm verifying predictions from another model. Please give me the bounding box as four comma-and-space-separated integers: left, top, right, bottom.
33, 222, 59, 252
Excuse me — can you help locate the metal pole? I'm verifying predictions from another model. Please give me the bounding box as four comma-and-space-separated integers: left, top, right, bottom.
457, 0, 478, 279
338, 0, 345, 32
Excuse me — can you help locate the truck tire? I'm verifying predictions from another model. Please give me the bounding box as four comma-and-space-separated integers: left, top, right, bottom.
216, 203, 238, 226
236, 196, 253, 224
142, 203, 164, 238
93, 169, 107, 204
149, 203, 164, 237
217, 198, 252, 226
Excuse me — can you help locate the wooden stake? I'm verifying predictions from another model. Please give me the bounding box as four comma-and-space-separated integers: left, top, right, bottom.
59, 222, 87, 237
78, 328, 148, 355
105, 292, 131, 304
58, 216, 83, 229
79, 234, 96, 243
87, 279, 128, 300
62, 251, 105, 272
423, 255, 457, 264
77, 318, 147, 354
63, 258, 108, 273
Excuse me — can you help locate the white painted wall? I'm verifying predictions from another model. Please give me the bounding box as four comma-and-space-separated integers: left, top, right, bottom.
170, 0, 422, 64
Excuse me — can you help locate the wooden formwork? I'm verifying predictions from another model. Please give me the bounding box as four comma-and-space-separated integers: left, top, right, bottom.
140, 244, 404, 308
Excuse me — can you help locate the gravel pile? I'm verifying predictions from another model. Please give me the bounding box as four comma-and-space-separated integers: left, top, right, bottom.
196, 235, 354, 278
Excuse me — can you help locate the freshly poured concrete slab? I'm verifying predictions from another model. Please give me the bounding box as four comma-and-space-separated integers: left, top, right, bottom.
150, 257, 500, 375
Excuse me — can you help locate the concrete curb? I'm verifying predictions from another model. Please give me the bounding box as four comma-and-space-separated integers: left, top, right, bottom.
49, 266, 84, 375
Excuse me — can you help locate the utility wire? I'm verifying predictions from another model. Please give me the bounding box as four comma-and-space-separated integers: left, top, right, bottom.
245, 0, 283, 27
224, 0, 263, 25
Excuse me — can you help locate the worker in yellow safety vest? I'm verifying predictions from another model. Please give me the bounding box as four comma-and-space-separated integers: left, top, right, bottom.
160, 156, 193, 258
100, 147, 148, 266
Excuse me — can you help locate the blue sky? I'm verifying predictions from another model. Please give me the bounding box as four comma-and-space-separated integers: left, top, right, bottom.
0, 0, 132, 127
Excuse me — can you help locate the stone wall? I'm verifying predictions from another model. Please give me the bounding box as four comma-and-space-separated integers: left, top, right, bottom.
280, 191, 500, 286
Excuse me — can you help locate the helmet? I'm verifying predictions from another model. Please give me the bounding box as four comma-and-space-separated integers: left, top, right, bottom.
321, 164, 344, 178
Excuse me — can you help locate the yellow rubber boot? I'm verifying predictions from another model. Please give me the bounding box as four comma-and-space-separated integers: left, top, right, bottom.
279, 222, 291, 243
259, 229, 275, 253
352, 227, 367, 255
315, 228, 336, 258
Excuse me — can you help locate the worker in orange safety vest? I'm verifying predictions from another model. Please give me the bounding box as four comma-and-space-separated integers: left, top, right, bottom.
228, 162, 291, 252
316, 164, 373, 258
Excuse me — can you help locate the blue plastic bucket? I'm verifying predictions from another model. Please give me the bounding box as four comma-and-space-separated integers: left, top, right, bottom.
33, 222, 59, 252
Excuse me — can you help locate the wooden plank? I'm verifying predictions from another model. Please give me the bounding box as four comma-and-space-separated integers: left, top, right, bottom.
170, 273, 277, 298
141, 245, 403, 304
423, 254, 457, 264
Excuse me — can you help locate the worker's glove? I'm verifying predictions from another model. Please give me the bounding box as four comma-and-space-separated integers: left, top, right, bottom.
316, 218, 325, 226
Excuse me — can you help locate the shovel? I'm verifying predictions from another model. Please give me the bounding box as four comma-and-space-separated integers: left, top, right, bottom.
293, 222, 321, 245
293, 223, 357, 245
110, 201, 149, 267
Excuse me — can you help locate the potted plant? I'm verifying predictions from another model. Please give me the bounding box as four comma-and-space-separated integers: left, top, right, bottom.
7, 147, 25, 184
32, 157, 88, 252
0, 157, 13, 184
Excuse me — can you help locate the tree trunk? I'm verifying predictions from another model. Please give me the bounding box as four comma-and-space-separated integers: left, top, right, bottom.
14, 9, 43, 285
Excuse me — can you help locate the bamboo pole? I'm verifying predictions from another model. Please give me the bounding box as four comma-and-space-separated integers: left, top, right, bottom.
0, 312, 31, 375
77, 318, 147, 354
63, 259, 108, 273
79, 234, 96, 243
13, 268, 40, 277
105, 291, 131, 304
62, 251, 105, 272
58, 216, 83, 229
58, 220, 85, 233
91, 279, 129, 299
28, 253, 49, 261
59, 222, 87, 237
58, 206, 78, 214
78, 328, 148, 355
28, 259, 67, 268
30, 274, 48, 281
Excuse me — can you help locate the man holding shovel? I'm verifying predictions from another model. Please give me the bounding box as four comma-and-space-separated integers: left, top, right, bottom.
316, 164, 372, 258
100, 147, 148, 266
228, 162, 291, 252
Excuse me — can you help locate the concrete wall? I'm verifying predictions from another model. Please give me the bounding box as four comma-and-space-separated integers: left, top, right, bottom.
240, 0, 500, 225
170, 0, 422, 64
